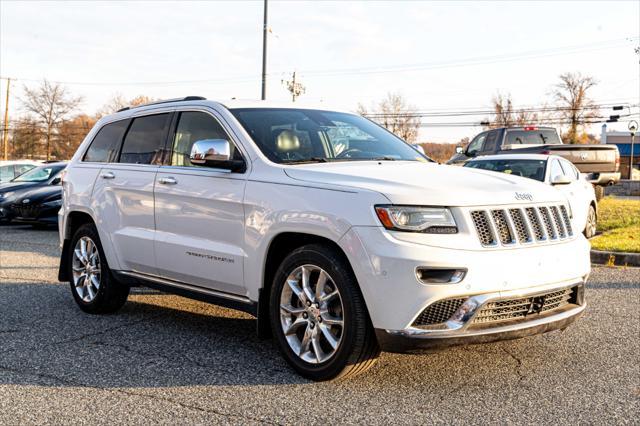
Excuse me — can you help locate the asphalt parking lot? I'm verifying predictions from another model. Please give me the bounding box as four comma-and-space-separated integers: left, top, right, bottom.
0, 224, 638, 425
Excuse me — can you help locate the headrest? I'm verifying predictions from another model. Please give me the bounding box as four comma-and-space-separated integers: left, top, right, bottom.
275, 129, 300, 152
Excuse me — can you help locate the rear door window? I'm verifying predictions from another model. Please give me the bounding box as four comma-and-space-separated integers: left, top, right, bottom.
84, 120, 129, 163
480, 131, 499, 153
119, 114, 171, 165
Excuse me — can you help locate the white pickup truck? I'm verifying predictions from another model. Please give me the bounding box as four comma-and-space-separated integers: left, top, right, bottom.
58, 98, 590, 381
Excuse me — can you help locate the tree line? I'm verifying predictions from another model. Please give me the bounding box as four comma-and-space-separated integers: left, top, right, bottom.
2, 71, 600, 161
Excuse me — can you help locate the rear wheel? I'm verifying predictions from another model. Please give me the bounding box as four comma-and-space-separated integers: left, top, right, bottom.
68, 223, 129, 314
270, 244, 380, 381
584, 205, 597, 239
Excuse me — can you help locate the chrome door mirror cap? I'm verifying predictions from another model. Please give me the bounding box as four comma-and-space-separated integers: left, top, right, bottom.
190, 139, 232, 164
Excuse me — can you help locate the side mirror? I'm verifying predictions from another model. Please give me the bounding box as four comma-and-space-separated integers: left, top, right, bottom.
51, 177, 62, 185
190, 139, 245, 172
455, 146, 464, 154
550, 174, 571, 185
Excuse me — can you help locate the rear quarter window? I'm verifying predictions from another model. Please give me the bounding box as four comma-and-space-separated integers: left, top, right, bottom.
83, 120, 129, 163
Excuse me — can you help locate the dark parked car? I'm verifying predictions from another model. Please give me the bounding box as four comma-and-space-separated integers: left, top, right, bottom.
11, 185, 63, 227
0, 162, 66, 223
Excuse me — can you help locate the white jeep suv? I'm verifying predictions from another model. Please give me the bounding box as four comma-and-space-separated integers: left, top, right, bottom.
59, 97, 590, 381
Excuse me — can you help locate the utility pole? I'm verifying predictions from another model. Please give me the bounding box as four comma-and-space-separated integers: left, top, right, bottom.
2, 78, 10, 160
629, 120, 638, 180
282, 72, 306, 102
261, 0, 268, 100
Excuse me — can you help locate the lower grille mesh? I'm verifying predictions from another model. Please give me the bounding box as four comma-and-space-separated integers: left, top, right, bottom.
413, 298, 466, 326
472, 287, 576, 325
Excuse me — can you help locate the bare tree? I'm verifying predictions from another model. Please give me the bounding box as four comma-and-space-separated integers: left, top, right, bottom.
552, 72, 599, 144
97, 94, 156, 117
56, 114, 98, 159
487, 92, 540, 128
358, 93, 420, 142
10, 117, 43, 159
21, 80, 82, 160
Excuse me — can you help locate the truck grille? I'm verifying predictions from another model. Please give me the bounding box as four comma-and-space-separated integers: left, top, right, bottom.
471, 286, 577, 325
471, 204, 573, 247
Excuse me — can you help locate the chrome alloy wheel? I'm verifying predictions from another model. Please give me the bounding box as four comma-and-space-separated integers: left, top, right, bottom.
279, 265, 344, 364
72, 236, 101, 302
586, 207, 597, 238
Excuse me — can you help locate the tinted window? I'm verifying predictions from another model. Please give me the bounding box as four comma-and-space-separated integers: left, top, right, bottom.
465, 159, 547, 182
0, 165, 13, 181
15, 164, 35, 176
119, 114, 171, 165
230, 108, 426, 164
84, 120, 129, 163
481, 131, 498, 152
466, 133, 486, 156
13, 165, 64, 182
170, 111, 242, 167
504, 129, 561, 145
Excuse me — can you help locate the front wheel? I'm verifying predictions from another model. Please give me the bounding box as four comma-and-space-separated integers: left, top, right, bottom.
584, 205, 597, 239
270, 244, 380, 381
68, 223, 129, 314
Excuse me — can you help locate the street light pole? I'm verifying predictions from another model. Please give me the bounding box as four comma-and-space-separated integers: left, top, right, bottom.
629, 121, 638, 180
261, 0, 268, 100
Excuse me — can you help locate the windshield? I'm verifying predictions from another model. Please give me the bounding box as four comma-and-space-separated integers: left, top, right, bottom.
465, 159, 547, 182
230, 108, 428, 164
504, 129, 561, 145
13, 165, 63, 182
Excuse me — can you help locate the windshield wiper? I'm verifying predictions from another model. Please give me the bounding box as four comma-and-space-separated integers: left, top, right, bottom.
281, 157, 328, 164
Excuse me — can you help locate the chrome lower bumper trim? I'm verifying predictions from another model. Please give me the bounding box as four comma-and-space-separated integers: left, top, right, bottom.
376, 303, 585, 353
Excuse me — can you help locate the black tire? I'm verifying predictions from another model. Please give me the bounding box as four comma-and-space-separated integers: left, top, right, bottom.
68, 223, 129, 314
583, 204, 597, 239
269, 244, 380, 381
593, 185, 604, 202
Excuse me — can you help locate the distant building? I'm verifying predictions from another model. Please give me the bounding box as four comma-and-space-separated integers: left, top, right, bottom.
601, 124, 639, 179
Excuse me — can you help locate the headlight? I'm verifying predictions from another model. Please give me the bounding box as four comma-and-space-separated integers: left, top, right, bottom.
42, 199, 63, 208
374, 205, 458, 233
0, 191, 13, 200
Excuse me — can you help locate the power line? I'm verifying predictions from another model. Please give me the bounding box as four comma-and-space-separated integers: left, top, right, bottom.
2, 37, 637, 87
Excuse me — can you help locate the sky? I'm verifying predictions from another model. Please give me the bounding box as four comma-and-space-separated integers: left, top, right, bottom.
1, 0, 639, 142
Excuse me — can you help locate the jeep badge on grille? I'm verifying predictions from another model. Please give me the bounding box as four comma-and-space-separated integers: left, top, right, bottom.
514, 192, 533, 201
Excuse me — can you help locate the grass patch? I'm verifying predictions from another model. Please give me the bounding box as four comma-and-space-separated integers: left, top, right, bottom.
590, 197, 640, 253
596, 197, 640, 231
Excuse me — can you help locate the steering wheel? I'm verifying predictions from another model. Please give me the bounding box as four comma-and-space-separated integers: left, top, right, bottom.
336, 148, 364, 159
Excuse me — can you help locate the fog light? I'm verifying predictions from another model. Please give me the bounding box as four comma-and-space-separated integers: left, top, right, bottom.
450, 299, 479, 323
416, 268, 466, 284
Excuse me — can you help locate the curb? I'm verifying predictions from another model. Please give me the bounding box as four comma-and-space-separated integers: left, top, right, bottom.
590, 250, 640, 267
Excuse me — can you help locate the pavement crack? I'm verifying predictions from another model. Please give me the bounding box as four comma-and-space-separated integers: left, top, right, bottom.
501, 346, 526, 382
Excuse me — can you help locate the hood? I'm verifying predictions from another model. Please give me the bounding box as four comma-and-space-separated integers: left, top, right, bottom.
14, 185, 62, 203
284, 161, 564, 207
0, 181, 39, 194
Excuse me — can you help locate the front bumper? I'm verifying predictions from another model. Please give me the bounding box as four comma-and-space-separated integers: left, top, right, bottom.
11, 203, 60, 225
375, 282, 585, 353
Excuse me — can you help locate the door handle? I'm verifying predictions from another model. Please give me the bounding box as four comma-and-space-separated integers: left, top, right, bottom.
100, 172, 115, 179
158, 177, 177, 185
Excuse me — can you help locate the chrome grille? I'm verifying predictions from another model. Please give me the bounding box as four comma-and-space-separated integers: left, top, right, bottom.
560, 205, 573, 236
470, 211, 496, 246
525, 207, 545, 241
491, 210, 514, 244
413, 298, 466, 326
509, 208, 531, 243
539, 207, 557, 239
472, 286, 576, 325
472, 204, 573, 247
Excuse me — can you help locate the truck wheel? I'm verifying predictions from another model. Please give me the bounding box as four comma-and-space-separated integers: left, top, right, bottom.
270, 244, 380, 381
68, 223, 129, 314
593, 185, 604, 202
584, 205, 597, 239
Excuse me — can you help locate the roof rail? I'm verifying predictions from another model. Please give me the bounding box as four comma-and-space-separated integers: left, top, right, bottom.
116, 96, 207, 112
